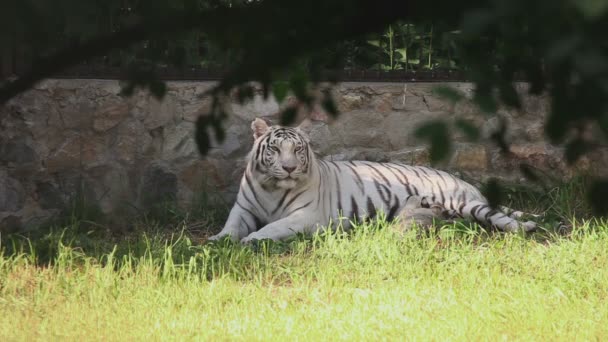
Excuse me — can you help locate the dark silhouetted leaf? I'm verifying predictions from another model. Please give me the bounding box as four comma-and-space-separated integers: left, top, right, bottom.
289, 69, 311, 105
280, 107, 298, 126
545, 110, 569, 143
433, 85, 464, 103
272, 82, 289, 103
473, 89, 498, 114
461, 9, 494, 38
546, 35, 581, 66
588, 179, 608, 216
415, 121, 451, 164
119, 82, 136, 97
519, 164, 541, 183
489, 118, 510, 153
499, 83, 521, 108
454, 119, 480, 141
169, 46, 187, 67
195, 116, 212, 155
482, 178, 502, 209
321, 90, 338, 118
149, 80, 167, 100
526, 62, 546, 95
236, 85, 254, 104
565, 139, 592, 165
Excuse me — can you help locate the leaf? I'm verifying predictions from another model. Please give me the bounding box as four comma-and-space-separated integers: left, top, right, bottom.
588, 179, 608, 216
149, 79, 167, 100
599, 114, 608, 136
454, 119, 480, 141
414, 121, 451, 164
236, 85, 254, 104
519, 164, 542, 183
272, 81, 289, 103
574, 0, 608, 19
499, 83, 521, 109
280, 107, 298, 126
433, 85, 464, 103
525, 62, 546, 95
289, 68, 310, 104
565, 139, 591, 165
489, 118, 510, 153
473, 88, 498, 114
545, 109, 569, 144
119, 82, 136, 97
460, 9, 494, 39
367, 40, 381, 47
481, 178, 502, 209
212, 112, 226, 143
195, 116, 212, 155
321, 90, 339, 118
574, 50, 608, 76
546, 35, 581, 66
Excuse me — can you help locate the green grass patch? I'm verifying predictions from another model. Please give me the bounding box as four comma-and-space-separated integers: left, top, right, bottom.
1, 179, 607, 340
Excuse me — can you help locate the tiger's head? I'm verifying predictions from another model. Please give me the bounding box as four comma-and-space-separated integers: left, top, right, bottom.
249, 118, 314, 190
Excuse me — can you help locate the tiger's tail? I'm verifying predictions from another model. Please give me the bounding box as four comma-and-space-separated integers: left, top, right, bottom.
420, 197, 537, 232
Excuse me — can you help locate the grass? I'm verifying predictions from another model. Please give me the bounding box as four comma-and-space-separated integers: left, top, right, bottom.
1, 178, 607, 340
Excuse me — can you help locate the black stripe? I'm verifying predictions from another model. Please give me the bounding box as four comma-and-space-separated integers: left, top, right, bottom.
374, 179, 392, 208
411, 184, 420, 196
365, 162, 391, 185
434, 169, 450, 187
316, 168, 323, 209
366, 197, 377, 220
329, 161, 341, 171
438, 187, 446, 207
344, 162, 365, 193
385, 164, 415, 196
447, 196, 455, 211
285, 200, 314, 217
236, 201, 265, 229
350, 196, 360, 222
283, 188, 308, 211
272, 189, 292, 215
239, 217, 252, 233
469, 205, 482, 219
411, 167, 422, 180
240, 191, 259, 212
329, 164, 343, 215
254, 138, 266, 161
458, 202, 466, 214
387, 195, 400, 221
244, 173, 263, 207
485, 209, 499, 223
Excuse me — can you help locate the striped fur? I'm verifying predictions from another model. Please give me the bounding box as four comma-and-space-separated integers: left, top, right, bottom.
209, 119, 536, 243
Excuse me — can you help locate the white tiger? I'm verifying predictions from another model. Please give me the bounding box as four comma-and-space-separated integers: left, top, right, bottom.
209, 118, 536, 243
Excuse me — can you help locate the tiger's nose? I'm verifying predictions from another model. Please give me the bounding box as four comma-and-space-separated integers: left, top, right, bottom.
282, 166, 296, 174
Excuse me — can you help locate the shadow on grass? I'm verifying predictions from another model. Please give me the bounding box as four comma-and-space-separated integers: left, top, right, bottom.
0, 176, 602, 278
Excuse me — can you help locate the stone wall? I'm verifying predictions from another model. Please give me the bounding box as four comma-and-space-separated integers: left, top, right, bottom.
1, 80, 604, 232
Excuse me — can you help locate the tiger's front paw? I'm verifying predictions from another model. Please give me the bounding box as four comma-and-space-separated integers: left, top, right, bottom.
240, 232, 276, 244
208, 231, 240, 242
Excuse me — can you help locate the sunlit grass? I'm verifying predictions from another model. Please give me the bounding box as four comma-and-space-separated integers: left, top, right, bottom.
1, 179, 606, 340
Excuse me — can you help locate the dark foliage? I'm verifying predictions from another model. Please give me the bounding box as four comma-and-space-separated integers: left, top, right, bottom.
1, 0, 608, 214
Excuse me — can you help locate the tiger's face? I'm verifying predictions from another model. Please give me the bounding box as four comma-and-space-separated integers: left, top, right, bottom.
250, 118, 312, 190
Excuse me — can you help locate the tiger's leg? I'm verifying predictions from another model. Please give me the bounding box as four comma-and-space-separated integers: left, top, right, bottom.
394, 196, 455, 232
459, 200, 536, 232
208, 203, 260, 242
240, 211, 318, 243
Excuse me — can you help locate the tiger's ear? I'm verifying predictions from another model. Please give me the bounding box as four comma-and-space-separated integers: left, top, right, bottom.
251, 118, 270, 139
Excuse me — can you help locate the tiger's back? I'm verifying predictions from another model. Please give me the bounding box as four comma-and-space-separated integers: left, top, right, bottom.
318, 160, 485, 225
